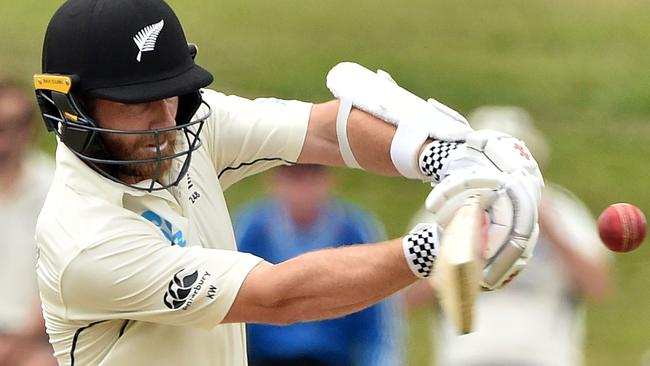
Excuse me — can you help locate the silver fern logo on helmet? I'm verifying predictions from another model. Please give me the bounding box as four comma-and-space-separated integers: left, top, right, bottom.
133, 19, 165, 62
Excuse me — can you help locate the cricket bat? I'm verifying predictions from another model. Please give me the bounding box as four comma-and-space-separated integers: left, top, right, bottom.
430, 194, 485, 334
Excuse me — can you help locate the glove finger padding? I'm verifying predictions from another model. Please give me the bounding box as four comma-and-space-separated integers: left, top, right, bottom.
425, 170, 541, 291
463, 129, 544, 203
481, 172, 539, 290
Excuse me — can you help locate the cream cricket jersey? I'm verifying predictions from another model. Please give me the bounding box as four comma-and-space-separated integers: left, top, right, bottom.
35, 89, 311, 366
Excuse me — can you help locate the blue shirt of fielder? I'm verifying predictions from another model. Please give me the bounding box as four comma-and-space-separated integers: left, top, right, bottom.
234, 198, 401, 366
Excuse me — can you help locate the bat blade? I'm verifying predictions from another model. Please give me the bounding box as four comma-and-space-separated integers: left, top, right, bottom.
430, 194, 484, 334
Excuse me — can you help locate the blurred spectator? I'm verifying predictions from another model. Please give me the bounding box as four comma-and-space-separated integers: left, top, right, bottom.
406, 106, 612, 366
0, 80, 56, 366
234, 165, 401, 366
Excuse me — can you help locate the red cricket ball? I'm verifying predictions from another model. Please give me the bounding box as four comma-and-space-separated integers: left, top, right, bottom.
597, 203, 647, 253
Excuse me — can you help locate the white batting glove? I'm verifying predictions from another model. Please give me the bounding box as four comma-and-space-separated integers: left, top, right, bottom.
419, 129, 544, 290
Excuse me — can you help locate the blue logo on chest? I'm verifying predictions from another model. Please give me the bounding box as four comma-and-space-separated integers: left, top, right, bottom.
142, 210, 187, 247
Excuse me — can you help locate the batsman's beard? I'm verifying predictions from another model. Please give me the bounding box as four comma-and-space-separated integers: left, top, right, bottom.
102, 130, 178, 184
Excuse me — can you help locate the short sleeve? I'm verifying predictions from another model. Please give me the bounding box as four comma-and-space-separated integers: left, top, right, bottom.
199, 89, 312, 189
60, 227, 263, 330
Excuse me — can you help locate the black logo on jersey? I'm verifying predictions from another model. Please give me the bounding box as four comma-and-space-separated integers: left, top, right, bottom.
163, 269, 199, 309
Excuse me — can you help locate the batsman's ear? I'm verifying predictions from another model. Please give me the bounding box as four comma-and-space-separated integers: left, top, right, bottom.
188, 43, 198, 60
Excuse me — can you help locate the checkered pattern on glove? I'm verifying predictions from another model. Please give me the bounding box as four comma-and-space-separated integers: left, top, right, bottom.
419, 140, 460, 182
402, 223, 440, 278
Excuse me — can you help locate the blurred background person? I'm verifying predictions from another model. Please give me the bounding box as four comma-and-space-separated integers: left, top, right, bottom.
234, 164, 401, 366
0, 80, 56, 366
405, 106, 612, 366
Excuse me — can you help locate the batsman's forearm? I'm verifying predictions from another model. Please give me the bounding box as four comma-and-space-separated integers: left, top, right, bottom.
345, 107, 400, 175
299, 101, 401, 176
231, 238, 417, 324
274, 239, 414, 318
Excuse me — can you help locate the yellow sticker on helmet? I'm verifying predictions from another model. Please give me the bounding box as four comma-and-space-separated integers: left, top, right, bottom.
33, 74, 73, 94
64, 112, 78, 122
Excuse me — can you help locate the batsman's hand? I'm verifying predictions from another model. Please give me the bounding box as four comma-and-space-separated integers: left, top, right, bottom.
424, 129, 544, 290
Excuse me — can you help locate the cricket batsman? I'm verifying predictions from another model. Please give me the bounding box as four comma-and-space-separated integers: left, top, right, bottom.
33, 0, 544, 365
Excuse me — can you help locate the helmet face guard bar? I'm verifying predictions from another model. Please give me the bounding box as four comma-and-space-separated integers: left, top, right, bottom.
34, 74, 211, 192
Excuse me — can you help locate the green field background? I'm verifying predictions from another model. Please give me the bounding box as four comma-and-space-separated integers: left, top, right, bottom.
2, 1, 650, 365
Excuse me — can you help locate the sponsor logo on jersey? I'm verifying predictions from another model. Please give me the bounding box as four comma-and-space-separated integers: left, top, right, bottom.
163, 269, 217, 310
163, 269, 198, 309
133, 19, 164, 62
142, 210, 186, 247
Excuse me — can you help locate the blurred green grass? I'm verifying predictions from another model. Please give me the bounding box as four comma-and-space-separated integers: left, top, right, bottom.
3, 0, 650, 364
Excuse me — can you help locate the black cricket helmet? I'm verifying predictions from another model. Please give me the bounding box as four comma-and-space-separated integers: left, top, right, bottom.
34, 0, 214, 191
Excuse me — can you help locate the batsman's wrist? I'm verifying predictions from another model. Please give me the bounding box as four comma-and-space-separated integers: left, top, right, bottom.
402, 223, 440, 278
419, 140, 462, 183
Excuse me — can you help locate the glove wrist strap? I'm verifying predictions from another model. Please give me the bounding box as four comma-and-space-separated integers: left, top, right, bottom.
419, 140, 461, 183
402, 224, 440, 278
